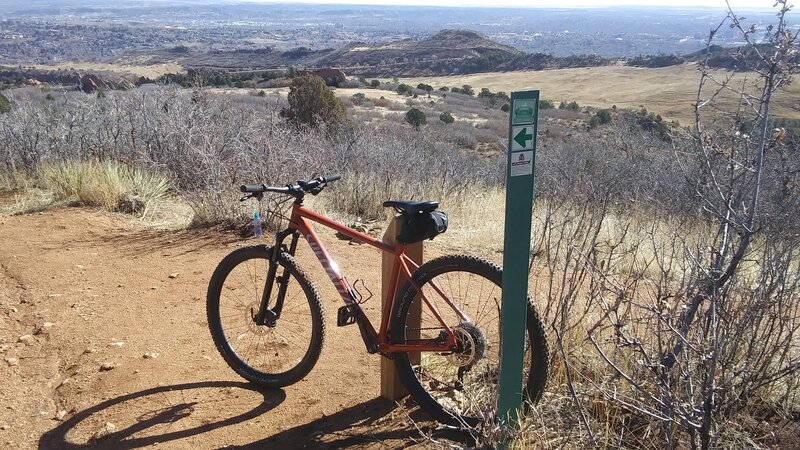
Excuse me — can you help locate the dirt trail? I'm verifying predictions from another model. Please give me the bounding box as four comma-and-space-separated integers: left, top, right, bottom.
0, 207, 463, 449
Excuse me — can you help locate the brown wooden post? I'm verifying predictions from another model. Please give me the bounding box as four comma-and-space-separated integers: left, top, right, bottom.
380, 215, 422, 400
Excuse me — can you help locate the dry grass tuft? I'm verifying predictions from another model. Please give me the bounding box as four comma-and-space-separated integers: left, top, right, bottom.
38, 161, 172, 216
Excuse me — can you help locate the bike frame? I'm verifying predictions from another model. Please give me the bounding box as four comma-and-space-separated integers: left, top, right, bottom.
267, 201, 469, 354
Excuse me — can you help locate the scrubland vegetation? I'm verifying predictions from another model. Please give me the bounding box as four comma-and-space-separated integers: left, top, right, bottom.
1, 3, 798, 449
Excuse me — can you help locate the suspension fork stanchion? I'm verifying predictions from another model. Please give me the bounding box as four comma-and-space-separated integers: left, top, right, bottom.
270, 231, 300, 319
255, 228, 293, 326
286, 231, 300, 256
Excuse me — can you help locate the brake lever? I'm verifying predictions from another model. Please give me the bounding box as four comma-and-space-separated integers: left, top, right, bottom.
311, 175, 331, 195
239, 192, 264, 202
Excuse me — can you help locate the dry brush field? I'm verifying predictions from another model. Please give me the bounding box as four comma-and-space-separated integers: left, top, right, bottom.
400, 64, 800, 125
23, 60, 800, 126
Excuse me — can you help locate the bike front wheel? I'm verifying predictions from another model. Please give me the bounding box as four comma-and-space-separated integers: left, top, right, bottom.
390, 254, 549, 427
206, 245, 325, 387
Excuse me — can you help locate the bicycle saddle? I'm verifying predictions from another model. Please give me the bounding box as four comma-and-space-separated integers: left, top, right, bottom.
383, 200, 439, 214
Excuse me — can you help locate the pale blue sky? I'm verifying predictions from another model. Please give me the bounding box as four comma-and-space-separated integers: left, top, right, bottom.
239, 0, 779, 8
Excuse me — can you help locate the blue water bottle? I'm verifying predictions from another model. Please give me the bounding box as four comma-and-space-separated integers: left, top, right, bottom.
253, 211, 263, 238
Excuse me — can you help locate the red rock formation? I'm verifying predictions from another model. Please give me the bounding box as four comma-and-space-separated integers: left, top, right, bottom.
80, 74, 106, 93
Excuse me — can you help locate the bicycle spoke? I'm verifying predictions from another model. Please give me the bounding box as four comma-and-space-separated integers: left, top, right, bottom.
393, 255, 547, 426
211, 249, 320, 380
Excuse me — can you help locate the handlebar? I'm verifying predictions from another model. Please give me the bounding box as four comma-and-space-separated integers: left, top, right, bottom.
241, 184, 269, 193
239, 174, 341, 201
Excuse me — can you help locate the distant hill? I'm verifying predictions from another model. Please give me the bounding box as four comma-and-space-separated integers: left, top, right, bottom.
132, 29, 611, 77
628, 43, 800, 70
141, 46, 331, 71
684, 43, 800, 71
315, 29, 524, 76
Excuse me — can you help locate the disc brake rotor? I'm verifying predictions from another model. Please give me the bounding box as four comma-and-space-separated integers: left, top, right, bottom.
246, 302, 269, 335
447, 322, 488, 369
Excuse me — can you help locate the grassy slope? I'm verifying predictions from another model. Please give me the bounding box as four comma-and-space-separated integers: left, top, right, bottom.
21, 58, 800, 125
398, 64, 800, 125
25, 60, 183, 79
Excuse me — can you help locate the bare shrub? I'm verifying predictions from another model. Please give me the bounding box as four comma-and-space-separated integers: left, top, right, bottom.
372, 97, 391, 108
339, 96, 354, 108
477, 118, 508, 136
444, 122, 481, 149
380, 100, 406, 111
531, 4, 800, 449
336, 79, 362, 89
321, 124, 500, 220
542, 108, 585, 121
0, 83, 505, 228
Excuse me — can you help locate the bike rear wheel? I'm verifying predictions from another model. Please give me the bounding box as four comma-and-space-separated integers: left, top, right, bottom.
207, 246, 324, 387
390, 255, 549, 427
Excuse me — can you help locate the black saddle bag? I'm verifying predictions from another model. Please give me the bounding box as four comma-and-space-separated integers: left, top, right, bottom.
398, 210, 448, 244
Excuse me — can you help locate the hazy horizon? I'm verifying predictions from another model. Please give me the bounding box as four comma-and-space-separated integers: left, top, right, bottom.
234, 0, 781, 9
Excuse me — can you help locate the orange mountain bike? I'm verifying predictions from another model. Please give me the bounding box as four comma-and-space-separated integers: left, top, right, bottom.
206, 175, 549, 427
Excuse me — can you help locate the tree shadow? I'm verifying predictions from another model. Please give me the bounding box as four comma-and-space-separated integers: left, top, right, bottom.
35, 215, 242, 256
235, 397, 475, 449
39, 381, 285, 449
95, 226, 243, 257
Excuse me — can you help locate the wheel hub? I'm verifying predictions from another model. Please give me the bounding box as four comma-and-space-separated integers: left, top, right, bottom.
246, 302, 270, 335
448, 322, 488, 368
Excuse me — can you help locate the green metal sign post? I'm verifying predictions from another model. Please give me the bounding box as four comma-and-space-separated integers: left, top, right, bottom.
498, 90, 539, 427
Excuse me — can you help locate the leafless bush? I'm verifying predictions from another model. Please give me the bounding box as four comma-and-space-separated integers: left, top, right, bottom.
441, 122, 481, 150
542, 108, 585, 121
337, 79, 363, 89
0, 83, 505, 227
387, 100, 408, 111
0, 86, 320, 223
372, 97, 391, 108
339, 96, 355, 108
533, 3, 800, 449
477, 118, 508, 136
322, 124, 501, 220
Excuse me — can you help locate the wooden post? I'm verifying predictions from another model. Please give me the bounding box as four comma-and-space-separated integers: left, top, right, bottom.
380, 215, 422, 401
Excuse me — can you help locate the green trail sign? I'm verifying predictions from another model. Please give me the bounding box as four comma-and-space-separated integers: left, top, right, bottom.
498, 90, 539, 426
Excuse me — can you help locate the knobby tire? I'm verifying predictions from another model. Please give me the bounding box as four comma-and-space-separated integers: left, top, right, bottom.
390, 254, 549, 427
206, 245, 325, 387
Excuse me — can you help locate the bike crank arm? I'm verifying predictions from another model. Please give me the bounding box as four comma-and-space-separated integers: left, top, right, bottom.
355, 308, 379, 354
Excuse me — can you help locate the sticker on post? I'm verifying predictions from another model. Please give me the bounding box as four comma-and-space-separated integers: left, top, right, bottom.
511, 99, 537, 125
511, 126, 534, 151
510, 151, 533, 177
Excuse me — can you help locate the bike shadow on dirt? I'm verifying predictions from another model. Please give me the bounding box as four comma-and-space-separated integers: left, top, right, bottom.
236, 396, 476, 449
38, 380, 285, 450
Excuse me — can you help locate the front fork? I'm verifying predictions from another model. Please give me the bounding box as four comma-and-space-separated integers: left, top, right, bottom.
254, 229, 299, 326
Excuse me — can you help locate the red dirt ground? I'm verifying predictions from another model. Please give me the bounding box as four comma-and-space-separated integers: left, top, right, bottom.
0, 206, 471, 449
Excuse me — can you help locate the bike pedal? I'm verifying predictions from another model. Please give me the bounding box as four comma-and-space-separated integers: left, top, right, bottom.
337, 305, 358, 326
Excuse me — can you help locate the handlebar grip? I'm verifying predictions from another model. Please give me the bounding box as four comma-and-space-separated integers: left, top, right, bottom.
240, 184, 266, 193
323, 174, 341, 183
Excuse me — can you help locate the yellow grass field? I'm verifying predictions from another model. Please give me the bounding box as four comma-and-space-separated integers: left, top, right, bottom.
27, 61, 184, 79
23, 60, 799, 125
400, 64, 800, 125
